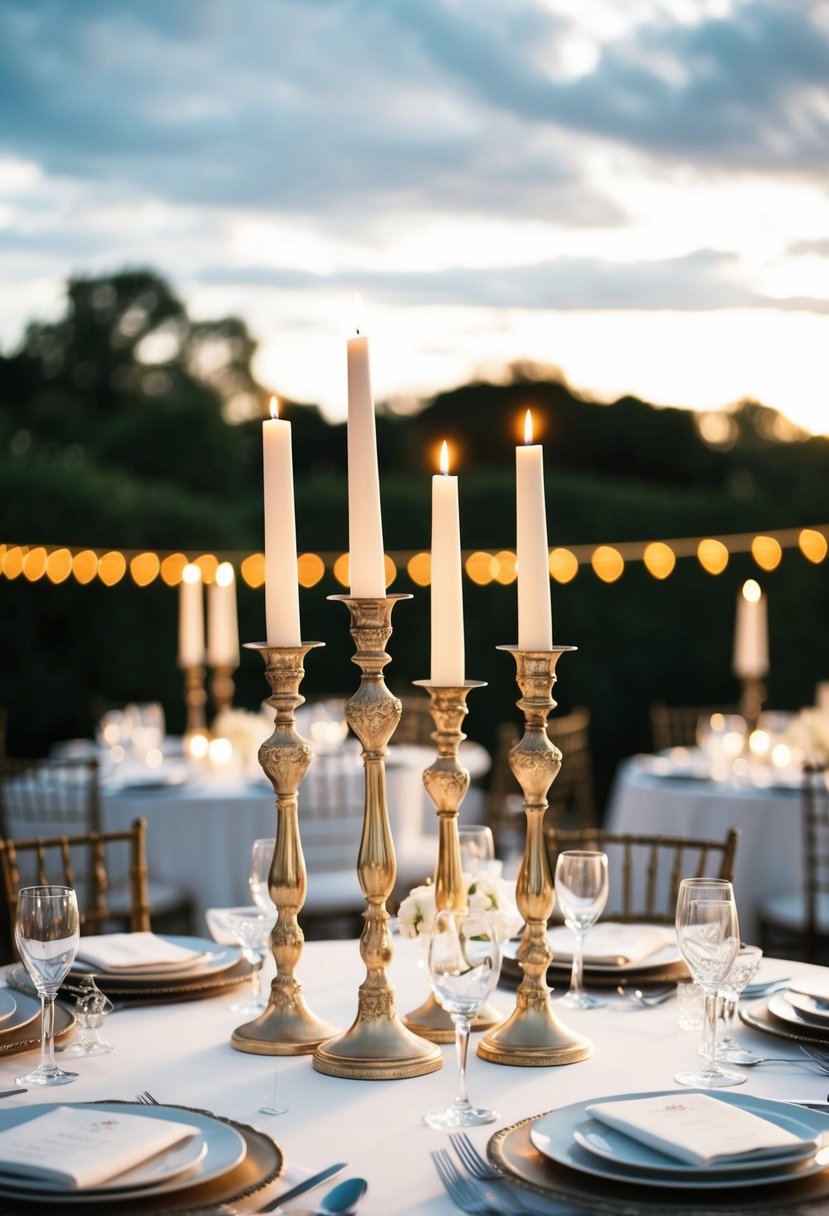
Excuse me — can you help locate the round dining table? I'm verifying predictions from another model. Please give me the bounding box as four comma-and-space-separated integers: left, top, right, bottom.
1, 937, 827, 1215
605, 753, 804, 942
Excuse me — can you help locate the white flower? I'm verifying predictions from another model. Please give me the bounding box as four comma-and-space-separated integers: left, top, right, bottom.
783, 709, 829, 766
211, 708, 272, 765
397, 871, 522, 942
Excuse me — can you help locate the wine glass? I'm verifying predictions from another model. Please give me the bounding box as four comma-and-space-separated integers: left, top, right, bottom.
425, 907, 501, 1130
227, 910, 271, 1016
715, 944, 763, 1063
554, 850, 609, 1010
249, 837, 276, 915
674, 877, 743, 1088
14, 885, 80, 1086
458, 825, 496, 875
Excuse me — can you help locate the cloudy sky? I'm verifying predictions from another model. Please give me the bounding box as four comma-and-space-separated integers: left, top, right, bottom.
1, 0, 828, 433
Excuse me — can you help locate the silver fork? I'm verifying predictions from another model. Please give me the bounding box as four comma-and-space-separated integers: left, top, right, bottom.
450, 1132, 537, 1211
799, 1046, 829, 1073
615, 985, 674, 1007
135, 1090, 161, 1104
432, 1149, 576, 1216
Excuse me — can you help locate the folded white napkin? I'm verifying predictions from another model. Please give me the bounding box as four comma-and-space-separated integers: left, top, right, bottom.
586, 1094, 815, 1166
0, 1106, 199, 1190
549, 922, 674, 966
75, 933, 208, 972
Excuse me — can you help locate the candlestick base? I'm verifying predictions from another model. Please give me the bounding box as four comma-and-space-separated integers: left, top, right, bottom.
313, 596, 443, 1080
231, 642, 341, 1056
478, 646, 592, 1068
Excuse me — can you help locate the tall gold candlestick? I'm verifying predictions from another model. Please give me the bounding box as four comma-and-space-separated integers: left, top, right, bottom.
182, 664, 208, 747
478, 646, 592, 1067
313, 596, 443, 1080
403, 681, 501, 1042
739, 676, 766, 736
232, 642, 340, 1055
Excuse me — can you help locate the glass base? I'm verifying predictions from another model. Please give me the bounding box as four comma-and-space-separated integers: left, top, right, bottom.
229, 997, 267, 1016
424, 1102, 498, 1130
16, 1065, 78, 1087
61, 1040, 114, 1057
715, 1041, 760, 1065
675, 1065, 747, 1088
559, 991, 606, 1010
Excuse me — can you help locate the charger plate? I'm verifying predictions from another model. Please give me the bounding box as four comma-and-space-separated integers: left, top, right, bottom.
0, 991, 74, 1056
500, 951, 687, 990
742, 998, 829, 1045
7, 957, 252, 1003
490, 1097, 829, 1215
70, 937, 241, 985
0, 1102, 284, 1214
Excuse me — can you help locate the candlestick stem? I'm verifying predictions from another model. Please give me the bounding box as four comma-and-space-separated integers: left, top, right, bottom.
478, 646, 592, 1067
182, 664, 208, 746
313, 596, 443, 1080
210, 663, 236, 717
231, 642, 340, 1055
403, 681, 502, 1042
739, 676, 766, 735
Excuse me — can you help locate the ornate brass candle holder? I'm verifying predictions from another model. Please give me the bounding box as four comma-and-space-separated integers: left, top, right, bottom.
210, 663, 236, 716
232, 642, 340, 1056
402, 680, 501, 1043
478, 646, 592, 1067
739, 676, 766, 736
313, 596, 443, 1080
182, 664, 208, 748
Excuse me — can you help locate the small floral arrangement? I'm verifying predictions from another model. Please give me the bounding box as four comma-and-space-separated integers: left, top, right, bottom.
211, 707, 273, 765
783, 709, 829, 767
397, 870, 523, 942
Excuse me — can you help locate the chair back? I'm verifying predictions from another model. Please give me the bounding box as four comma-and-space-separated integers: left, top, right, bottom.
0, 819, 152, 953
0, 756, 101, 838
486, 708, 596, 849
545, 825, 740, 924
804, 764, 829, 959
649, 703, 738, 751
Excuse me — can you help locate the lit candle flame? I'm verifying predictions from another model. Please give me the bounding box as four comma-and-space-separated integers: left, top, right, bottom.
440, 440, 450, 475
524, 409, 534, 445
743, 578, 761, 603
269, 395, 279, 420
215, 561, 234, 588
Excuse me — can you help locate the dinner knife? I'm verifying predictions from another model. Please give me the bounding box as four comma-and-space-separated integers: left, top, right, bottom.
261, 1162, 348, 1212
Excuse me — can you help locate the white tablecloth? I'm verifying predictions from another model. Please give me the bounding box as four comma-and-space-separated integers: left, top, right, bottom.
605, 755, 803, 942
98, 743, 490, 926
1, 939, 825, 1215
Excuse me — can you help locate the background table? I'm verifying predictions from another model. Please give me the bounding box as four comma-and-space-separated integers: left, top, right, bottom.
0, 938, 824, 1215
99, 742, 490, 929
605, 754, 803, 941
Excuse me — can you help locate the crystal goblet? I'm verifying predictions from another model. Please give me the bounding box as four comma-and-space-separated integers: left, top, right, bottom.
15, 885, 80, 1086
554, 850, 609, 1010
227, 910, 271, 1016
675, 877, 743, 1088
715, 944, 763, 1063
425, 908, 501, 1129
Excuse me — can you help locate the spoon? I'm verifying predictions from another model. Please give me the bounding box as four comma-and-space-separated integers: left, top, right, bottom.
293, 1177, 368, 1215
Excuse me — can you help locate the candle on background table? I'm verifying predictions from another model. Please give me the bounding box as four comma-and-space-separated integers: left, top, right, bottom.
207, 562, 240, 668
733, 579, 769, 679
347, 322, 386, 597
178, 563, 205, 667
430, 440, 465, 686
516, 409, 553, 651
263, 397, 301, 646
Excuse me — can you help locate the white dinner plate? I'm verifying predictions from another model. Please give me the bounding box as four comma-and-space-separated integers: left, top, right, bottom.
0, 1102, 245, 1203
71, 936, 240, 983
783, 990, 829, 1026
0, 991, 16, 1025
0, 1131, 207, 1195
530, 1090, 829, 1191
769, 992, 829, 1037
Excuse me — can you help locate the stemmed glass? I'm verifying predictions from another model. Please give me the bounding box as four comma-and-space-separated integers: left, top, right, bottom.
425, 907, 501, 1130
14, 885, 80, 1086
716, 944, 763, 1063
554, 850, 609, 1010
675, 877, 744, 1088
457, 825, 496, 875
249, 837, 276, 914
227, 910, 271, 1016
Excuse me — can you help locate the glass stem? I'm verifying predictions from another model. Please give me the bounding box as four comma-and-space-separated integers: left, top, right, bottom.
570, 933, 585, 997
250, 955, 263, 1002
702, 991, 719, 1070
40, 992, 56, 1074
721, 993, 737, 1042
453, 1014, 471, 1108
